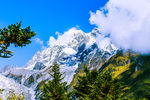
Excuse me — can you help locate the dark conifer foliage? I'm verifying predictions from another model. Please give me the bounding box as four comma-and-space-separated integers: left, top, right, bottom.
0, 21, 36, 58
74, 66, 126, 100
40, 62, 69, 100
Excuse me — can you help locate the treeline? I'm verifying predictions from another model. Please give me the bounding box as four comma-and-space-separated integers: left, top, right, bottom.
39, 62, 126, 100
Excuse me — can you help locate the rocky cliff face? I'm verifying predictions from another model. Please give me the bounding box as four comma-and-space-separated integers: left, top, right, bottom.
0, 28, 117, 100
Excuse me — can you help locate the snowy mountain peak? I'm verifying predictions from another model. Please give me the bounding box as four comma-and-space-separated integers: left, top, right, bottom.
0, 28, 117, 100
25, 28, 97, 70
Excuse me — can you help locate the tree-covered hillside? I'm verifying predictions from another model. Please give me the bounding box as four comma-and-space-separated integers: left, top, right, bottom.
99, 51, 150, 99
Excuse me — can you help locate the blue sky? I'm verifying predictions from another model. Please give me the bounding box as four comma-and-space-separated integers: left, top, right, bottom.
0, 0, 108, 68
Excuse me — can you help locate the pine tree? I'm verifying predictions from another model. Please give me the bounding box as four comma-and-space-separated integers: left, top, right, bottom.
145, 81, 150, 99
40, 62, 69, 100
74, 67, 126, 100
95, 71, 125, 100
74, 66, 99, 99
0, 21, 36, 58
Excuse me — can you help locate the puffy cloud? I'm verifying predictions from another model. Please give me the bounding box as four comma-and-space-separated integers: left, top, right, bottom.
34, 38, 45, 49
34, 38, 44, 45
48, 36, 57, 47
96, 34, 111, 50
55, 31, 61, 36
90, 0, 150, 54
48, 27, 83, 47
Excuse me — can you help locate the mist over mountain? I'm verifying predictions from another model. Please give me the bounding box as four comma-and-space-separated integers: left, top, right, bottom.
90, 0, 150, 54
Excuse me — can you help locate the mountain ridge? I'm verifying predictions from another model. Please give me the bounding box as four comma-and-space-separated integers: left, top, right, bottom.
0, 28, 117, 100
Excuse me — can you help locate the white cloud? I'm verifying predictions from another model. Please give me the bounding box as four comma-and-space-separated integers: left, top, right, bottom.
34, 38, 43, 45
55, 31, 61, 36
48, 36, 56, 47
90, 0, 150, 54
96, 34, 111, 50
48, 27, 83, 47
34, 38, 45, 49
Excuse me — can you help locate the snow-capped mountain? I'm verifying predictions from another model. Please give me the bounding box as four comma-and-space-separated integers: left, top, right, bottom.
0, 28, 117, 100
